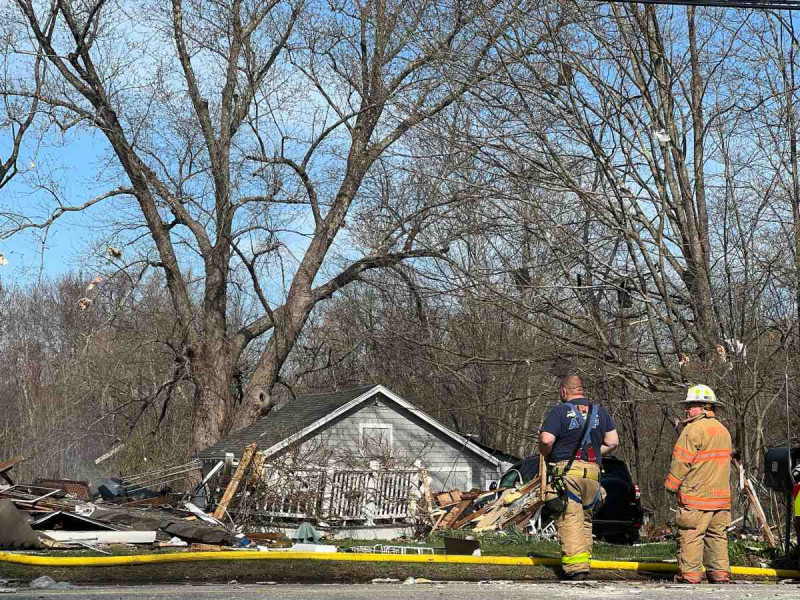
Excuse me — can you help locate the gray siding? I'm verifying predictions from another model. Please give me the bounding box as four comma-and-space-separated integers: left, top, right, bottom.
273, 392, 501, 491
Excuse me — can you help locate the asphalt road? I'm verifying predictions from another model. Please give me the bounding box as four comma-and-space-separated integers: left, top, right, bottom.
4, 581, 800, 600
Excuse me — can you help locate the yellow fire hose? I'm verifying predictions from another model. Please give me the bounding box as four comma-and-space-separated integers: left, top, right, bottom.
1, 550, 799, 579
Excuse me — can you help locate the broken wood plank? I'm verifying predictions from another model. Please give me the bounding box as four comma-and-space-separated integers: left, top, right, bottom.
472, 503, 507, 532
733, 459, 777, 548
434, 490, 462, 506
451, 502, 494, 529
500, 498, 545, 529
430, 506, 452, 533
473, 475, 542, 532
213, 442, 258, 520
0, 458, 22, 486
190, 543, 224, 552
539, 453, 546, 502
438, 499, 471, 531
248, 452, 266, 486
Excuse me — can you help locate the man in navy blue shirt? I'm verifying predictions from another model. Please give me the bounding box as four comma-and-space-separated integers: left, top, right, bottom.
539, 375, 619, 580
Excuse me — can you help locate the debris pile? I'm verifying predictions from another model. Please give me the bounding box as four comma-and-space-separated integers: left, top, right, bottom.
0, 454, 260, 553
427, 473, 545, 533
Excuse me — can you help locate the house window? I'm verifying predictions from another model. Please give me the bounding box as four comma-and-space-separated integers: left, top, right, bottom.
359, 423, 393, 460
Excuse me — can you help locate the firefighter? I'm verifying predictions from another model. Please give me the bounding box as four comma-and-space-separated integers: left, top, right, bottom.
664, 384, 732, 584
539, 375, 619, 581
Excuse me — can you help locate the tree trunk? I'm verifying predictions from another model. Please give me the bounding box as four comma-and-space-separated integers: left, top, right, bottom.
232, 298, 314, 431
190, 339, 238, 458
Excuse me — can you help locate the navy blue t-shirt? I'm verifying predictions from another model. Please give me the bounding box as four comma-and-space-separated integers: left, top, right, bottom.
540, 398, 616, 464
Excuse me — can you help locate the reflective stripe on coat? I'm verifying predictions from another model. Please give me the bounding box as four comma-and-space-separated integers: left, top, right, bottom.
664, 411, 732, 511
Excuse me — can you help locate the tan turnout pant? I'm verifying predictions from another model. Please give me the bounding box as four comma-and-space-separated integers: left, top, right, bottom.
554, 460, 602, 575
675, 506, 730, 582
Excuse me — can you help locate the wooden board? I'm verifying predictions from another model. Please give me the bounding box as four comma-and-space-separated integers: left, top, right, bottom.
451, 501, 494, 529
539, 453, 546, 502
472, 475, 542, 532
437, 499, 471, 531
500, 498, 544, 529
213, 442, 258, 520
733, 459, 777, 548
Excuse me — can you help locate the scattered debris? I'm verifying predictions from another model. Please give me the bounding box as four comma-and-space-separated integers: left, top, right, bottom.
33, 479, 91, 502
28, 576, 73, 590
29, 576, 57, 590
190, 543, 224, 552
185, 501, 224, 525
289, 543, 338, 552
653, 129, 671, 145
0, 458, 22, 485
86, 276, 103, 291
32, 510, 120, 531
733, 458, 777, 548
39, 530, 157, 544
403, 577, 434, 584
158, 536, 189, 548
213, 442, 258, 520
94, 443, 126, 465
0, 500, 43, 549
291, 522, 322, 544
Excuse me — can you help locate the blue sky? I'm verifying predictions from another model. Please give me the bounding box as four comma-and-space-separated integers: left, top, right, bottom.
1, 129, 114, 284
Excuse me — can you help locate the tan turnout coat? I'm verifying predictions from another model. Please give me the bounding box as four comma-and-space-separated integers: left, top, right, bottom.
664, 411, 732, 510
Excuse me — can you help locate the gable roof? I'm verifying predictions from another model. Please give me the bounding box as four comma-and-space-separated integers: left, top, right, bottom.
197, 384, 503, 466
197, 385, 375, 460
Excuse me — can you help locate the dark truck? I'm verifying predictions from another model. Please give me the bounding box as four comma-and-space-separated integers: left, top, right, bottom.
495, 455, 645, 543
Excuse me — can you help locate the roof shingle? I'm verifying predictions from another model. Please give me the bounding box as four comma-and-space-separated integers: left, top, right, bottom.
197, 385, 377, 460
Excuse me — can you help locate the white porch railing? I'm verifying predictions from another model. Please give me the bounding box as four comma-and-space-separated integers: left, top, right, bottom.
260, 467, 418, 523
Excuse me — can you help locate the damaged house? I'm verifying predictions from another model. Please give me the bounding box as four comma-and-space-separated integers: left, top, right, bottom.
199, 384, 512, 537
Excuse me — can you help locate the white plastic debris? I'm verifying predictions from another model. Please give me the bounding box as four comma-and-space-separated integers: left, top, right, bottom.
653, 129, 670, 145
0, 254, 8, 267
724, 337, 747, 362
403, 577, 433, 585
289, 543, 337, 553
75, 503, 97, 517
29, 576, 57, 590
184, 502, 224, 525
168, 536, 188, 546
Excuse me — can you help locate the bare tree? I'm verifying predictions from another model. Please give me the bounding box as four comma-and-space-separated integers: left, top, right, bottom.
0, 2, 45, 190
3, 0, 551, 455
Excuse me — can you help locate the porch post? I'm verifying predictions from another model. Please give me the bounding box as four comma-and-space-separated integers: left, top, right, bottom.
365, 460, 379, 526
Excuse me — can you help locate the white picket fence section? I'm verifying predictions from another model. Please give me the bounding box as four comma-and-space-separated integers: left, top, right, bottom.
261, 467, 418, 523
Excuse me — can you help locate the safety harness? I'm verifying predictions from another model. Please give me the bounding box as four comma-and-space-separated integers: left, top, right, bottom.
561, 402, 602, 510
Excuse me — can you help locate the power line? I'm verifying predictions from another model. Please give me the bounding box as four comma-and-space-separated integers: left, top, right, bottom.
587, 0, 800, 10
